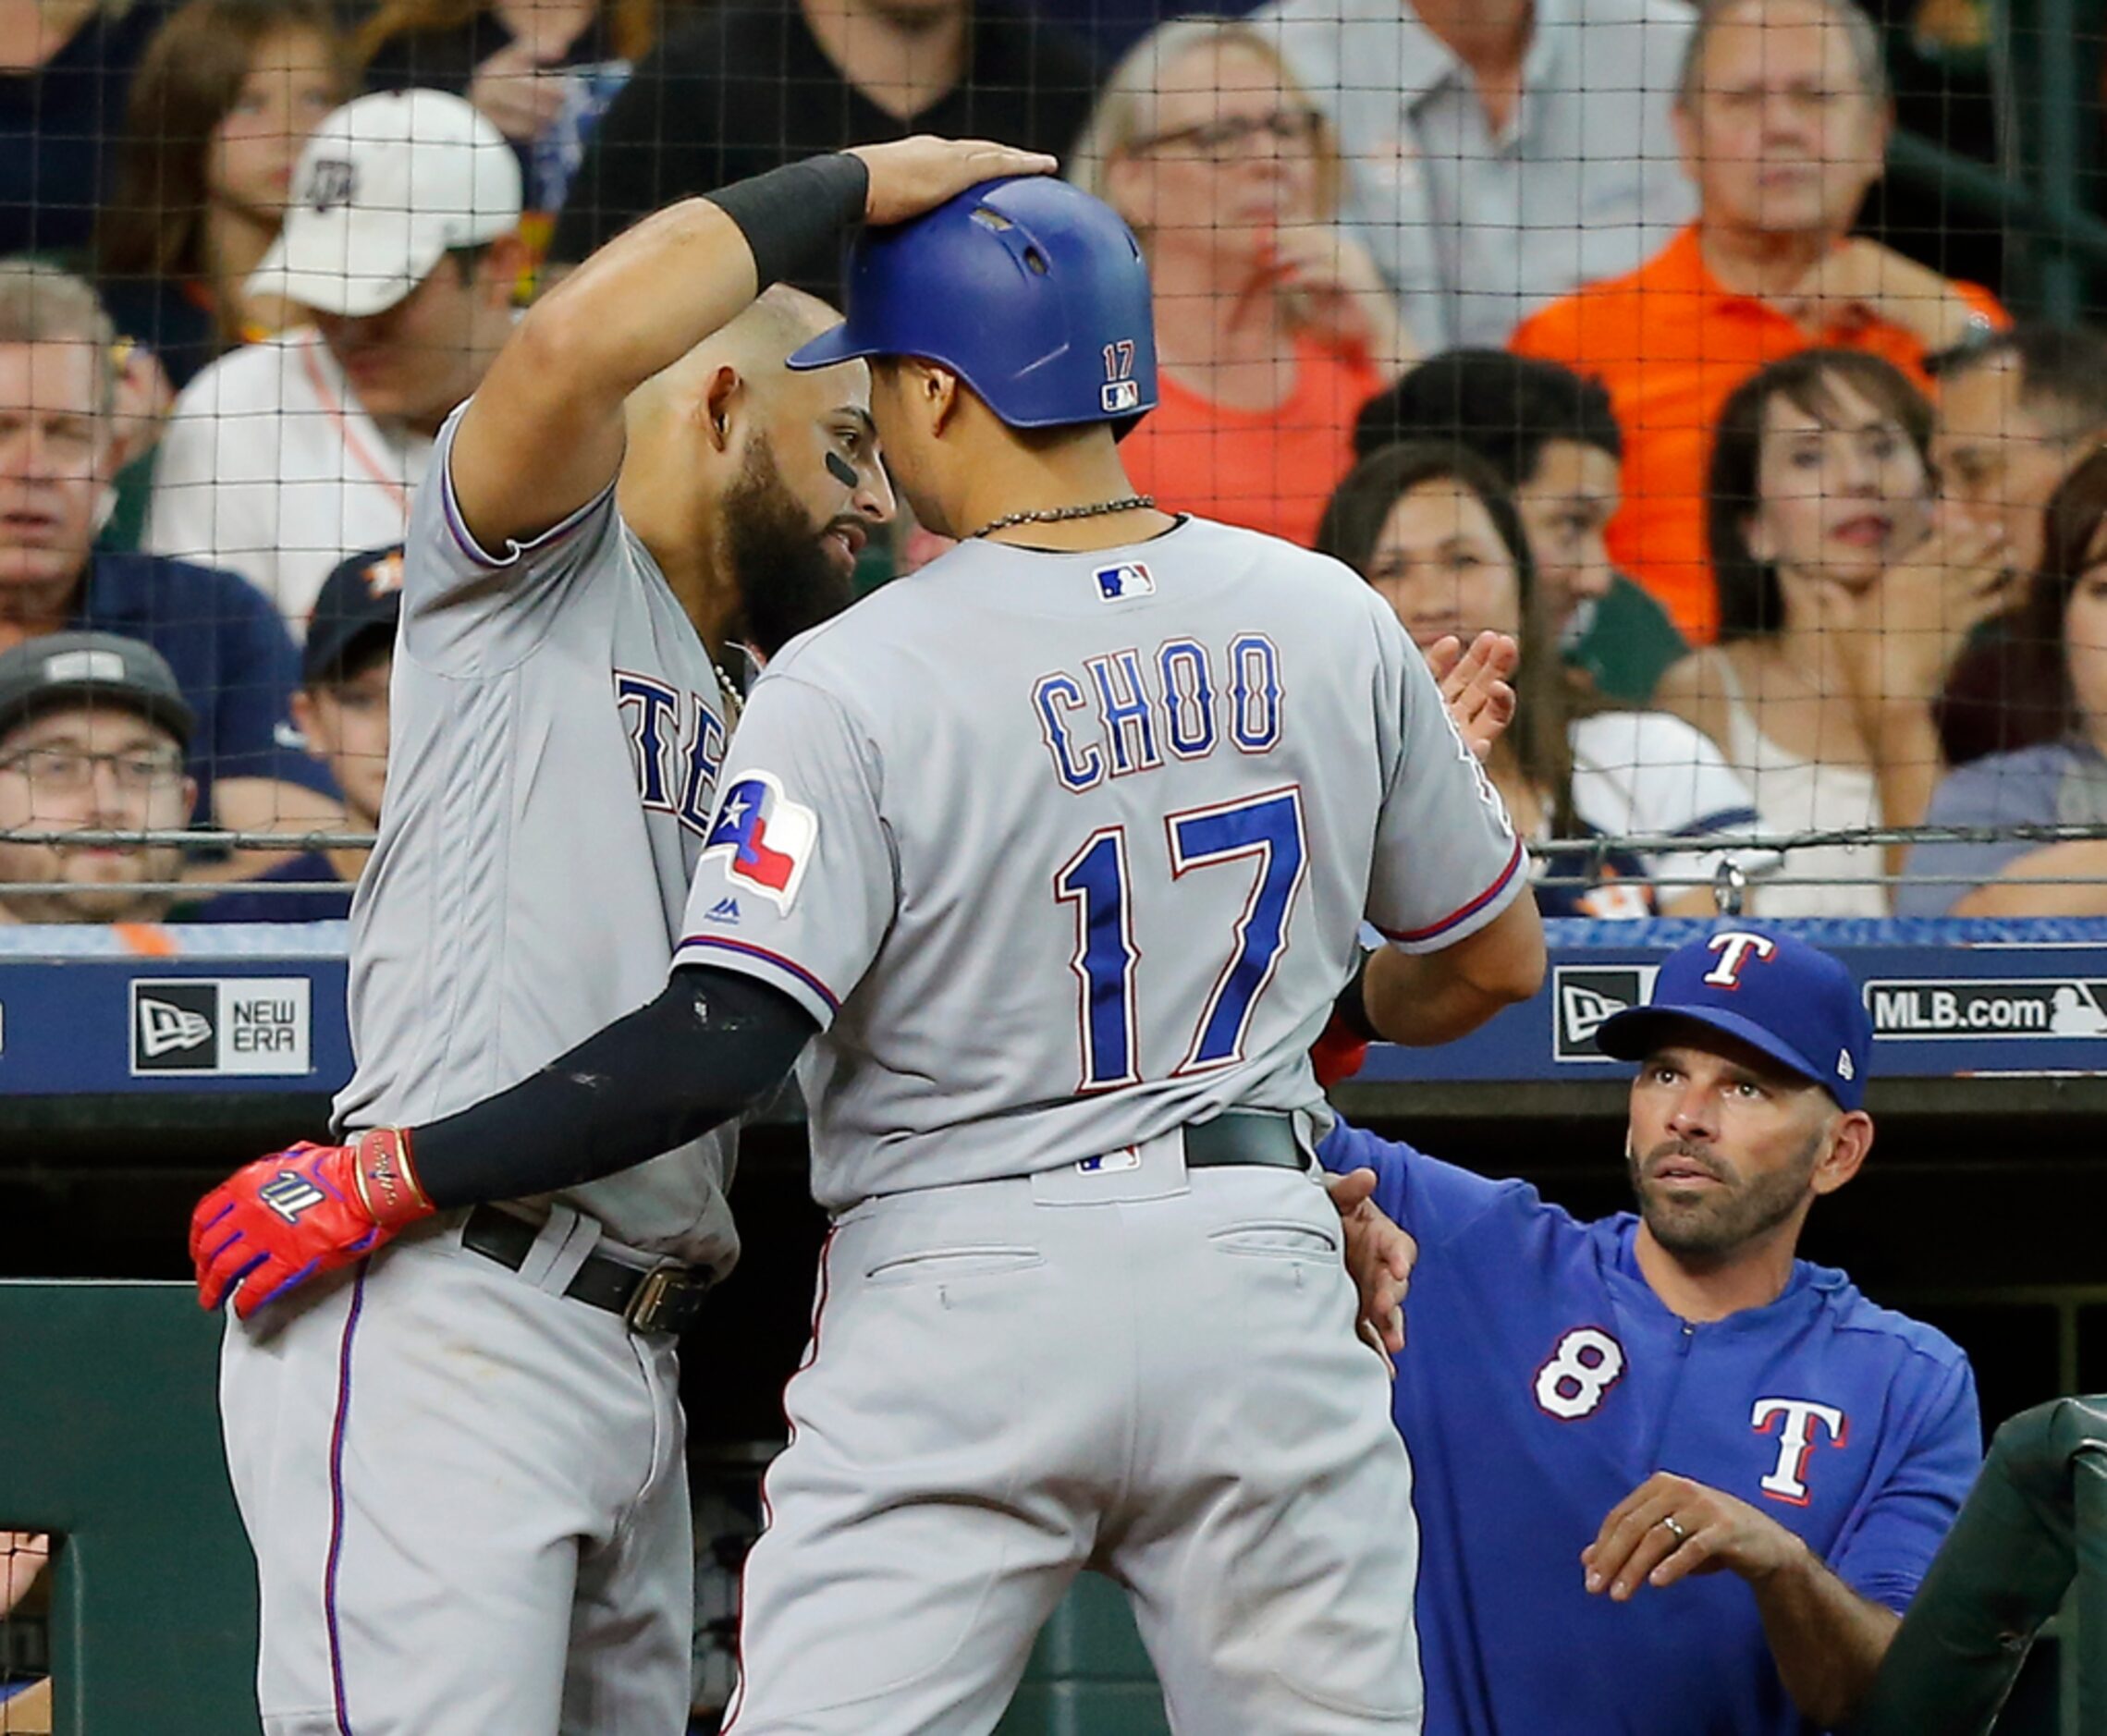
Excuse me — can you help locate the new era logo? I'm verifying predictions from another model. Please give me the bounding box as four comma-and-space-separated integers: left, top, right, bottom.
131, 978, 312, 1076
1552, 965, 1660, 1062
137, 992, 214, 1062
1095, 562, 1154, 601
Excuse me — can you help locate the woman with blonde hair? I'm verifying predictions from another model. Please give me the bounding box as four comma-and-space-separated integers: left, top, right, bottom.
1072, 16, 1415, 547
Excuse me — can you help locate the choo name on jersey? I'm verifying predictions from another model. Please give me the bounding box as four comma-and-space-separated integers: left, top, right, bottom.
1032, 634, 1283, 792
616, 669, 728, 834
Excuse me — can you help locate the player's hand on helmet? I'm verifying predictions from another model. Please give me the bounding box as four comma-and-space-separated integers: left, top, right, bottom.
1425, 630, 1519, 763
190, 1130, 435, 1319
1583, 1471, 1807, 1600
848, 137, 1060, 226
1324, 1168, 1416, 1360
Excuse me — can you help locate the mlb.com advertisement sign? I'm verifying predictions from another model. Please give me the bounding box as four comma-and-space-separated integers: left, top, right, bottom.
1863, 976, 2107, 1041
130, 978, 312, 1077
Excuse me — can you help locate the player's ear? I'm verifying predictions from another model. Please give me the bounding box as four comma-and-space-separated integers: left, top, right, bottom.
1808, 1109, 1872, 1198
925, 363, 962, 436
701, 364, 743, 453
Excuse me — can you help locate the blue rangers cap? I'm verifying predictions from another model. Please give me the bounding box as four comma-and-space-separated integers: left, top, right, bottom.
1594, 929, 1871, 1110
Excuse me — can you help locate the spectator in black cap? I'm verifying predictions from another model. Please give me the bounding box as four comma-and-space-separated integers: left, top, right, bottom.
0, 630, 199, 924
198, 544, 400, 922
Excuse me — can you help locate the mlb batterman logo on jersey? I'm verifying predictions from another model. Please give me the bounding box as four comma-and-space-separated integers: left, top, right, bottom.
703, 773, 817, 911
1095, 562, 1154, 601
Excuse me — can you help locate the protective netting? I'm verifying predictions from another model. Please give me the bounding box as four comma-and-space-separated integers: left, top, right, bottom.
0, 3, 2101, 922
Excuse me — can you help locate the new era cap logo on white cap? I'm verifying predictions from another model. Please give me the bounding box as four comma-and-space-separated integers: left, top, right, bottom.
250, 89, 522, 319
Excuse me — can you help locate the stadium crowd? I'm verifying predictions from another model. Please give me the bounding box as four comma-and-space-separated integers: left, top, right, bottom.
0, 1, 2097, 1730
0, 0, 2102, 927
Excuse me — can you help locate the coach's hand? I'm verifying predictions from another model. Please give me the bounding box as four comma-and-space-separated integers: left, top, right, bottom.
191, 1130, 435, 1318
1325, 1168, 1416, 1358
849, 137, 1059, 226
1583, 1471, 1806, 1600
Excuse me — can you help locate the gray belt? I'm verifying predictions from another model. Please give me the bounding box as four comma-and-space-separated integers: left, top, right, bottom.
1181, 1112, 1305, 1171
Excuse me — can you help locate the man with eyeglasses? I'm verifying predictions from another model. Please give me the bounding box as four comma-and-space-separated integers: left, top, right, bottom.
0, 259, 337, 855
1252, 0, 1697, 353
1510, 0, 2004, 645
0, 631, 197, 926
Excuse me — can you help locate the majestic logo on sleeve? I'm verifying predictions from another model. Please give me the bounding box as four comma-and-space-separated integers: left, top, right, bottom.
703, 774, 816, 911
1752, 1398, 1846, 1504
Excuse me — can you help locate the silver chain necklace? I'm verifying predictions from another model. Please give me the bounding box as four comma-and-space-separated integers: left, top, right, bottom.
964, 495, 1156, 543
711, 654, 745, 727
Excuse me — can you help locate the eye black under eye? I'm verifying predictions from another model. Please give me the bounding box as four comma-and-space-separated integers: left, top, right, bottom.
825, 451, 858, 488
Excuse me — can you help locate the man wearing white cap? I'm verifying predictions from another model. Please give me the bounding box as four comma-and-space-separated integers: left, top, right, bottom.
145, 89, 529, 634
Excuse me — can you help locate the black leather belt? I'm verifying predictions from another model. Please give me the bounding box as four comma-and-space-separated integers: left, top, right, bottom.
460, 1204, 712, 1336
1182, 1112, 1306, 1171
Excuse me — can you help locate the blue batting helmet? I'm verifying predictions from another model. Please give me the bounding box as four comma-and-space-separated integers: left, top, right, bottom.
787, 177, 1158, 433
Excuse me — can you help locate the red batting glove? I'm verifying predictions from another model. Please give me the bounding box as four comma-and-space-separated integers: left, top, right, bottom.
1310, 1009, 1370, 1090
190, 1129, 433, 1318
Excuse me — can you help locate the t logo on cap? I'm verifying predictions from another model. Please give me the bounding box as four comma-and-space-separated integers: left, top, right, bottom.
1703, 931, 1776, 989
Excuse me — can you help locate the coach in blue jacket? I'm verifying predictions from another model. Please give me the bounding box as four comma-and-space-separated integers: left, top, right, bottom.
1323, 929, 1980, 1734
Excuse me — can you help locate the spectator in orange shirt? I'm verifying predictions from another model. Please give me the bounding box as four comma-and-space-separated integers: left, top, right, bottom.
1072, 18, 1417, 547
1510, 0, 2001, 644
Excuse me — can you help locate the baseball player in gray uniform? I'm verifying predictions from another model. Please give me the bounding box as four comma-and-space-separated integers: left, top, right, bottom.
196, 172, 1546, 1733
193, 138, 1049, 1735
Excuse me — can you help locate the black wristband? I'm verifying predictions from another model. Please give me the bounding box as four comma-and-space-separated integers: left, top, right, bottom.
1332, 948, 1381, 1044
706, 153, 870, 290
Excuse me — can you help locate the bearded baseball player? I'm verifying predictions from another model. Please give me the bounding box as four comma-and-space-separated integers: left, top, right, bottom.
190, 138, 1050, 1735
195, 174, 1544, 1733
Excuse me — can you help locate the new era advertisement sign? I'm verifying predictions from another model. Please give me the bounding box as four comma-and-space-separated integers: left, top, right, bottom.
1864, 977, 2107, 1041
1553, 964, 1660, 1061
130, 978, 312, 1076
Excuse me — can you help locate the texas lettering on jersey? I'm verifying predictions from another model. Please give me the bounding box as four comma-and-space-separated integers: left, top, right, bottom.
1030, 631, 1285, 791
615, 669, 728, 835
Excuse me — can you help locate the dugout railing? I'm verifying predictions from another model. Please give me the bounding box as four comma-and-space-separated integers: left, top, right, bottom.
1852, 1395, 2107, 1736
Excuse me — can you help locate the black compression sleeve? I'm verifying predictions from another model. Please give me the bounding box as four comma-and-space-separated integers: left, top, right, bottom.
1332, 947, 1380, 1043
705, 153, 869, 291
409, 967, 816, 1208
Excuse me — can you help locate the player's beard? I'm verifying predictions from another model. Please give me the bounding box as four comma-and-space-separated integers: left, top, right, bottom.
1624, 1130, 1821, 1265
722, 435, 859, 661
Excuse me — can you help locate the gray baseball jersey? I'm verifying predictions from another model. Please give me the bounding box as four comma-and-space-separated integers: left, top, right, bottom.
337, 408, 740, 1270
674, 517, 1523, 1210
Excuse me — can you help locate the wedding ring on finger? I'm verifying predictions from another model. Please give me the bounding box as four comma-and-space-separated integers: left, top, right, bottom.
1660, 1514, 1689, 1546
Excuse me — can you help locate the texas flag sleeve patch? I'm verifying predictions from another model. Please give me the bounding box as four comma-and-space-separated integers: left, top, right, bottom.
702, 773, 818, 911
